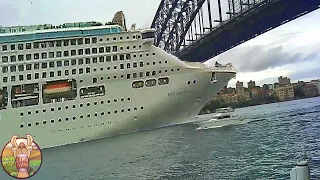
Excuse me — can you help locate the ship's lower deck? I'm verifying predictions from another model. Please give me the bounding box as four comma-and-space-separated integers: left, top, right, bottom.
0, 68, 234, 149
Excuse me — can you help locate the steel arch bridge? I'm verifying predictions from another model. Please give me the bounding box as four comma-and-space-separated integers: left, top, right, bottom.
151, 0, 320, 62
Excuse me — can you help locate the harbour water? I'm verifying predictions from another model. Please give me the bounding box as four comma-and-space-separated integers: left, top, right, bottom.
1, 97, 319, 180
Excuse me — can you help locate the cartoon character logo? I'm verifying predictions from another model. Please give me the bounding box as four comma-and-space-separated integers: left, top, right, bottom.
1, 135, 42, 179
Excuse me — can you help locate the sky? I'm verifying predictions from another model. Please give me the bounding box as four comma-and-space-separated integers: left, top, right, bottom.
0, 0, 319, 88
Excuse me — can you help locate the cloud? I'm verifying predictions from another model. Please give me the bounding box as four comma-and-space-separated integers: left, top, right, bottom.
209, 44, 319, 72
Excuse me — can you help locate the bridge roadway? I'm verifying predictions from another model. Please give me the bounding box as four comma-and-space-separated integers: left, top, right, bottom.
174, 0, 320, 62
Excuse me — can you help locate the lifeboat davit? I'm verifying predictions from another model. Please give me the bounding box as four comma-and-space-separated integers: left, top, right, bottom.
43, 82, 71, 94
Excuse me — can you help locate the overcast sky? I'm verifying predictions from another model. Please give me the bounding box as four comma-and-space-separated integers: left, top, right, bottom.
1, 0, 319, 88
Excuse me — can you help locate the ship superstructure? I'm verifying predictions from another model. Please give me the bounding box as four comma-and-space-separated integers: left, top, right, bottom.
0, 12, 236, 148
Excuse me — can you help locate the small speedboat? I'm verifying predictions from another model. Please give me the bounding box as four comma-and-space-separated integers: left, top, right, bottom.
196, 113, 243, 129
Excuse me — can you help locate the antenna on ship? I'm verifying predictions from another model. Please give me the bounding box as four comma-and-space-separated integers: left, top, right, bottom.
130, 24, 136, 31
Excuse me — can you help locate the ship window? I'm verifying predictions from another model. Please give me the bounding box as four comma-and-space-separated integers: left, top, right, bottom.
99, 56, 104, 63
133, 62, 137, 68
92, 48, 97, 54
127, 74, 130, 79
71, 39, 76, 45
49, 62, 54, 68
152, 61, 155, 65
79, 68, 83, 74
64, 60, 69, 66
41, 62, 47, 68
112, 55, 117, 61
63, 40, 69, 46
78, 49, 83, 55
42, 72, 46, 78
57, 71, 61, 76
50, 71, 54, 77
33, 42, 39, 48
41, 53, 47, 59
26, 54, 31, 60
165, 61, 168, 63
99, 47, 104, 53
112, 46, 117, 52
127, 46, 129, 49
146, 62, 149, 65
2, 66, 8, 73
133, 45, 136, 48
106, 46, 111, 52
93, 57, 97, 63
48, 41, 54, 47
65, 70, 69, 75
78, 38, 83, 45
126, 54, 131, 60
139, 72, 143, 77
93, 78, 97, 83
114, 65, 117, 69
132, 81, 144, 88
64, 51, 69, 57
146, 79, 156, 87
26, 64, 31, 70
106, 56, 111, 61
2, 45, 7, 51
127, 63, 130, 68
57, 61, 62, 67
49, 52, 54, 58
18, 44, 23, 50
85, 38, 90, 44
56, 51, 62, 57
153, 53, 156, 55
41, 42, 46, 48
2, 77, 7, 82
86, 67, 90, 73
2, 56, 8, 63
71, 59, 76, 65
10, 56, 16, 62
139, 45, 142, 48
85, 58, 90, 64
11, 76, 15, 82
158, 77, 169, 85
78, 59, 83, 65
35, 73, 39, 79
120, 64, 124, 69
119, 55, 124, 60
152, 71, 156, 75
34, 63, 39, 69
92, 37, 97, 43
71, 50, 76, 56
133, 73, 137, 78
19, 75, 23, 81
72, 69, 76, 75
85, 48, 90, 55
10, 65, 16, 72
18, 65, 24, 71
10, 44, 15, 50
146, 72, 150, 76
140, 62, 143, 67
80, 85, 105, 98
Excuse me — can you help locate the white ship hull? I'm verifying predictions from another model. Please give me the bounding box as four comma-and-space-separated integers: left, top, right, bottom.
0, 20, 236, 149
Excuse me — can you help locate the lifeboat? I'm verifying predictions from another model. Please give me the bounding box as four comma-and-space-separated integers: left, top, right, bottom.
43, 82, 71, 94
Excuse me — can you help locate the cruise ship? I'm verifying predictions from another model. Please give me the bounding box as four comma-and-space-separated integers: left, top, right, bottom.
0, 12, 236, 149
